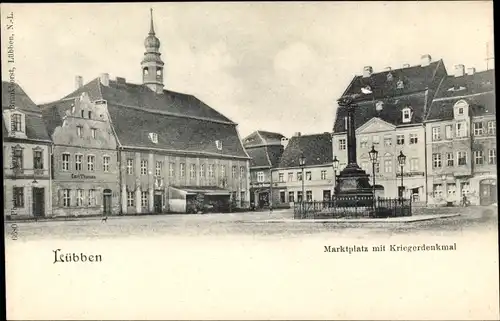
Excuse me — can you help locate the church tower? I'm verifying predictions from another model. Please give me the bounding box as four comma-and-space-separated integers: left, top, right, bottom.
141, 9, 164, 94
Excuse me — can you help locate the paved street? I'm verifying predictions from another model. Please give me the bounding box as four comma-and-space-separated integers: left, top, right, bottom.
5, 205, 497, 241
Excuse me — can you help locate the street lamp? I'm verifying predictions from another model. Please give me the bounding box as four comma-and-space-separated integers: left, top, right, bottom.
299, 154, 306, 218
369, 145, 378, 208
332, 155, 339, 195
397, 151, 406, 198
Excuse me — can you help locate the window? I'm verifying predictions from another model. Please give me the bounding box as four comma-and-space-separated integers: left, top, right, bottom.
384, 159, 392, 173
240, 166, 245, 179
13, 187, 24, 208
446, 153, 454, 167
126, 159, 133, 175
360, 137, 368, 148
445, 125, 453, 139
457, 151, 467, 165
88, 111, 92, 119
306, 171, 312, 180
87, 155, 95, 171
458, 107, 464, 115
372, 135, 380, 145
474, 150, 483, 165
487, 121, 496, 135
149, 132, 158, 144
280, 191, 286, 203
489, 149, 496, 164
297, 191, 303, 202
11, 114, 22, 132
410, 158, 419, 171
81, 110, 85, 118
432, 127, 441, 141
103, 156, 110, 172
127, 191, 134, 207
279, 173, 284, 182
62, 189, 71, 207
306, 191, 313, 202
208, 164, 214, 178
220, 165, 226, 178
473, 122, 484, 136
257, 171, 265, 182
402, 107, 412, 123
200, 164, 206, 178
374, 163, 380, 173
397, 79, 404, 89
76, 125, 83, 137
321, 170, 327, 180
231, 166, 236, 178
396, 135, 405, 145
455, 122, 467, 138
461, 182, 470, 196
288, 191, 294, 203
76, 189, 84, 207
169, 162, 175, 177
339, 139, 346, 150
141, 191, 148, 207
384, 135, 392, 146
297, 172, 303, 181
88, 189, 96, 206
447, 184, 456, 197
12, 147, 23, 169
91, 128, 96, 139
432, 153, 442, 168
62, 153, 70, 171
433, 184, 443, 198
156, 161, 163, 177
141, 160, 148, 175
287, 172, 293, 182
409, 133, 418, 144
33, 150, 43, 169
75, 154, 83, 171
190, 163, 197, 178
180, 163, 185, 177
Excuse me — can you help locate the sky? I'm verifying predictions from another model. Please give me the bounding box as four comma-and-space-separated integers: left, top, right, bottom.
1, 2, 494, 139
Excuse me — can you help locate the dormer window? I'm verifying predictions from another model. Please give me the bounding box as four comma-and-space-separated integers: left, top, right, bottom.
375, 101, 384, 111
397, 79, 404, 89
453, 100, 469, 119
458, 107, 464, 115
402, 107, 412, 123
11, 113, 23, 132
149, 132, 158, 144
143, 67, 149, 76
387, 73, 393, 82
76, 126, 83, 137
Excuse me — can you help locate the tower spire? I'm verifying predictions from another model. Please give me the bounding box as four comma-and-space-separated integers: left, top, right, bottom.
149, 8, 155, 35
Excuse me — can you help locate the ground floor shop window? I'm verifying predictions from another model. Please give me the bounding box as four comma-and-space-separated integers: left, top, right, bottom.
288, 191, 294, 203
76, 189, 84, 206
306, 191, 312, 201
460, 182, 470, 196
447, 183, 456, 199
13, 187, 24, 208
88, 189, 96, 206
127, 191, 134, 207
62, 189, 71, 207
141, 191, 148, 207
411, 188, 420, 202
433, 184, 443, 198
297, 191, 303, 202
280, 191, 285, 203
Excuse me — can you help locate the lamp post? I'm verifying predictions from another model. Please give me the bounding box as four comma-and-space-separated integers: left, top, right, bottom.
397, 151, 406, 199
369, 145, 378, 209
299, 154, 306, 218
332, 155, 339, 201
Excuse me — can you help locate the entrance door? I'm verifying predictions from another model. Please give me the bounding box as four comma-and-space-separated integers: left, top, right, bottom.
154, 194, 162, 213
32, 187, 45, 217
480, 179, 497, 205
103, 189, 112, 215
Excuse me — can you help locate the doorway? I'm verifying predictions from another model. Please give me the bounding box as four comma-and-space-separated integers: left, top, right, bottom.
103, 189, 112, 215
154, 193, 162, 213
32, 187, 45, 217
480, 179, 497, 206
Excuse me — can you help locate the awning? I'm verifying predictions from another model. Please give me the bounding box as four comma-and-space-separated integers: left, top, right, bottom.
170, 186, 230, 196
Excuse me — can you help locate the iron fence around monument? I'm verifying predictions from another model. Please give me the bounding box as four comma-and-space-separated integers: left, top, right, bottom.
293, 196, 412, 219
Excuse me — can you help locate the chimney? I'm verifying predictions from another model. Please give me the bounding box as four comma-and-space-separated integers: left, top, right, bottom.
280, 137, 289, 149
403, 64, 410, 68
294, 132, 302, 137
420, 54, 432, 67
100, 73, 110, 86
75, 76, 83, 89
363, 66, 373, 78
384, 67, 392, 71
454, 64, 465, 77
467, 67, 476, 75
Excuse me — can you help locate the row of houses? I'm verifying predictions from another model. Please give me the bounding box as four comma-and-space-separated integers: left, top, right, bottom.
3, 13, 251, 219
245, 55, 496, 208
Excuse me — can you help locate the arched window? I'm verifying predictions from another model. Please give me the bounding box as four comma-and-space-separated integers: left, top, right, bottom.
143, 67, 149, 76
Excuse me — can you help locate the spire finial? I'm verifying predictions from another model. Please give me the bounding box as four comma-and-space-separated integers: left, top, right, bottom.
149, 8, 155, 35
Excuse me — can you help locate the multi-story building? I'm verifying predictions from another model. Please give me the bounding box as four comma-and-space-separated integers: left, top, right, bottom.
425, 65, 496, 205
41, 91, 120, 216
332, 55, 448, 202
40, 11, 250, 215
3, 81, 52, 218
243, 130, 285, 208
272, 132, 334, 206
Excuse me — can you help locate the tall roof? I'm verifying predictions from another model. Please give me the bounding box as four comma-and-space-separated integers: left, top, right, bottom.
246, 144, 284, 168
40, 77, 249, 159
426, 69, 495, 121
278, 133, 332, 168
2, 81, 51, 142
243, 130, 285, 147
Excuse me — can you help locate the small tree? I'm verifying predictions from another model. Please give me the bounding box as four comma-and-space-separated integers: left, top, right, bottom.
194, 193, 205, 213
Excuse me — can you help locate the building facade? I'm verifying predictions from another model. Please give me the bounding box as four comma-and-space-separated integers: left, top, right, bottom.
272, 132, 334, 206
243, 131, 285, 208
425, 66, 496, 206
41, 92, 120, 217
333, 55, 447, 202
3, 81, 52, 219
